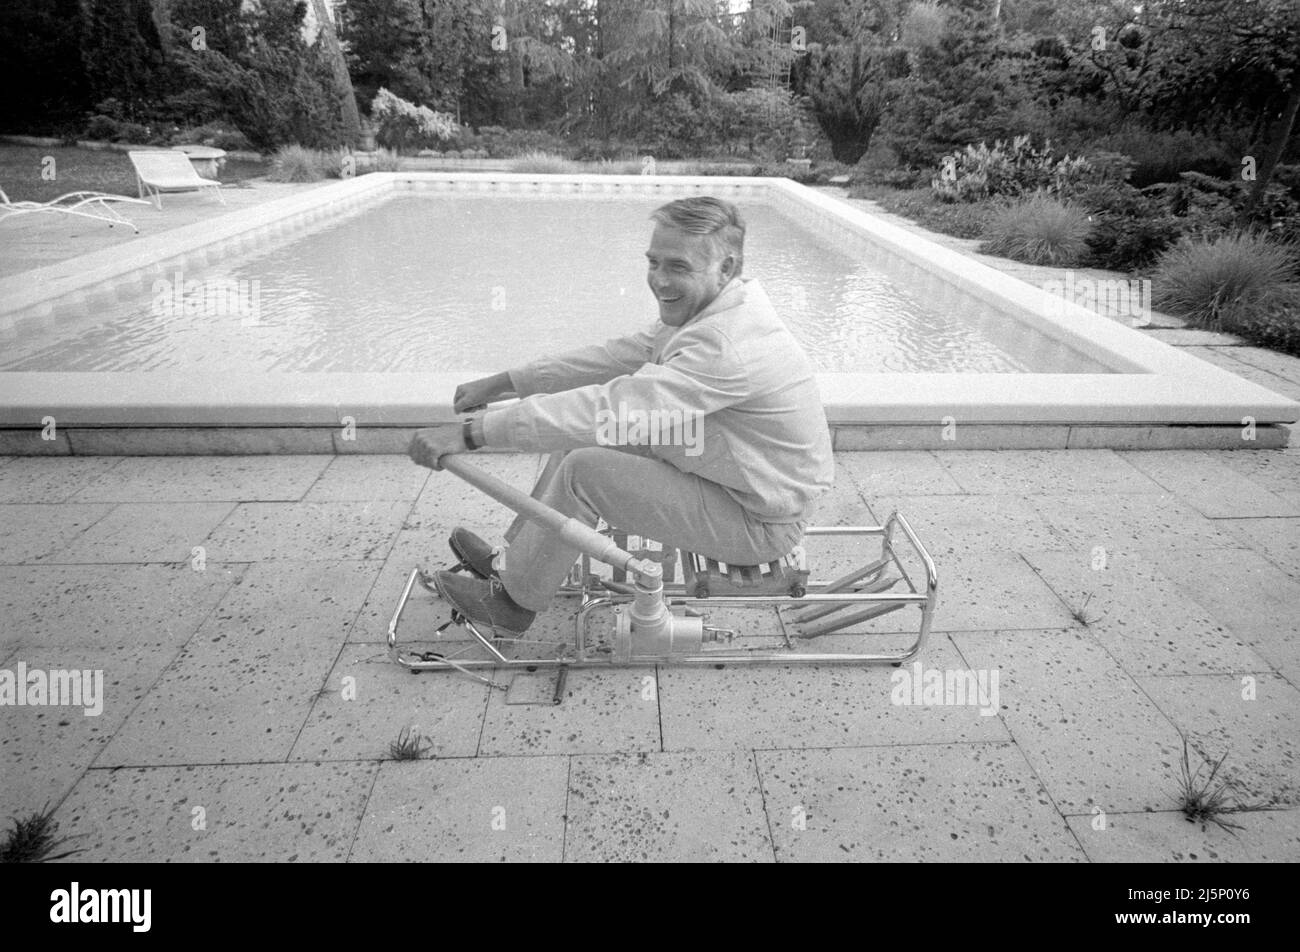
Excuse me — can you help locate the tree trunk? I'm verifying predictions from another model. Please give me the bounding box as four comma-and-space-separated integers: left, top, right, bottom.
1240, 81, 1300, 224
310, 0, 361, 147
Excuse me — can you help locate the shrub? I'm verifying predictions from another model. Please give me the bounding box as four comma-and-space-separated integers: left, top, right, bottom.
84, 114, 119, 141
1091, 128, 1235, 187
509, 151, 576, 174
211, 129, 252, 152
1231, 285, 1300, 357
268, 144, 325, 182
1151, 232, 1298, 331
370, 88, 457, 153
979, 193, 1094, 265
931, 135, 1095, 203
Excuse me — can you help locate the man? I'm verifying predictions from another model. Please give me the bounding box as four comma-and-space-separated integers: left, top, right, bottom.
409, 196, 833, 635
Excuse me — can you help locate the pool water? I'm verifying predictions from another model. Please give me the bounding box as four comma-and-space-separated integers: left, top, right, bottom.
0, 193, 1114, 374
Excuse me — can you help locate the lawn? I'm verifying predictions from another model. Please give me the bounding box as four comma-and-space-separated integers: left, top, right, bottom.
0, 145, 269, 203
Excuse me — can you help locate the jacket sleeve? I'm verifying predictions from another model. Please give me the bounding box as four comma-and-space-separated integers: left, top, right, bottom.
484, 323, 748, 452
506, 322, 660, 396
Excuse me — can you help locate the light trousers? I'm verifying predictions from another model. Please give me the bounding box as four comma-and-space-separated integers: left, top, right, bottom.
497, 448, 806, 612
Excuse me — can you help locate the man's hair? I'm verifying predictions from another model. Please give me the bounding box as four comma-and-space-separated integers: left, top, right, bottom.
650, 197, 745, 274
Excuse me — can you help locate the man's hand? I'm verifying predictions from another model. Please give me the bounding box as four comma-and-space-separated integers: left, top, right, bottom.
408, 427, 467, 471
453, 371, 514, 414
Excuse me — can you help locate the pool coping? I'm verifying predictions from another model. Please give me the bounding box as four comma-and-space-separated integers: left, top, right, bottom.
1, 172, 1297, 452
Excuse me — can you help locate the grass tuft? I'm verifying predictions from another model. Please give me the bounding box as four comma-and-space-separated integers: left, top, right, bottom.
389, 726, 433, 761
1070, 592, 1100, 627
1, 803, 85, 863
268, 144, 326, 182
1151, 231, 1298, 332
508, 151, 577, 174
979, 192, 1094, 266
1174, 731, 1277, 834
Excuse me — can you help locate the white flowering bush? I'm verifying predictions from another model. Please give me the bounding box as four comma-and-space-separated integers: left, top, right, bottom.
369, 88, 458, 153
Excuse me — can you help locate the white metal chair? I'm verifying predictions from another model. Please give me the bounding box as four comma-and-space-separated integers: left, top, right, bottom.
127, 150, 226, 209
0, 187, 151, 233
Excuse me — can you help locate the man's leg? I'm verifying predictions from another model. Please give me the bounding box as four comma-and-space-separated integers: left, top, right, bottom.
497, 447, 803, 612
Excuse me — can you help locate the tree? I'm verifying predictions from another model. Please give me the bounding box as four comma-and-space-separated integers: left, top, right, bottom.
310, 0, 361, 144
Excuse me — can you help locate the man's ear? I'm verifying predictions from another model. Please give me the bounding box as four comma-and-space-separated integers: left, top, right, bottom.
719, 254, 737, 281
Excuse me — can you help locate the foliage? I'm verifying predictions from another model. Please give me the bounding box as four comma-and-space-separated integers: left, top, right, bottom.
268, 144, 329, 182
1, 803, 84, 863
1151, 231, 1298, 331
369, 87, 458, 153
930, 135, 1099, 203
508, 150, 578, 173
979, 193, 1094, 266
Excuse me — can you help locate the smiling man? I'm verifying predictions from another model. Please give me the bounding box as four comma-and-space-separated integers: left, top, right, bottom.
409, 196, 834, 635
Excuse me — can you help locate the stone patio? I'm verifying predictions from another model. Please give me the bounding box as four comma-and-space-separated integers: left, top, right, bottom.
2, 176, 1299, 861
2, 446, 1298, 862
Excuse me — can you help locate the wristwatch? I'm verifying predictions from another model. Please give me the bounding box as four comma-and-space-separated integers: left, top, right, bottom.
462, 416, 480, 451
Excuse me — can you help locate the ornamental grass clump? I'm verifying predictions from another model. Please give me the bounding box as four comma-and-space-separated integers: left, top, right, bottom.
979, 193, 1094, 266
268, 144, 325, 182
1151, 231, 1298, 332
509, 151, 577, 174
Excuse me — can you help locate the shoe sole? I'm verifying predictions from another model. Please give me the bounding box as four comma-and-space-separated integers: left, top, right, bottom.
430, 572, 529, 637
448, 533, 495, 580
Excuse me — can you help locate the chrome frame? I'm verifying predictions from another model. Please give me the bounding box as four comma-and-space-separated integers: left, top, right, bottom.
388, 512, 938, 674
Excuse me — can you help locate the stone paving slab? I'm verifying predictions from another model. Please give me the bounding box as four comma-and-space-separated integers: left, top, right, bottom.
1217, 517, 1300, 581
870, 493, 1073, 557
1137, 673, 1300, 807
1020, 550, 1273, 677
565, 750, 772, 862
1028, 492, 1245, 555
834, 450, 964, 498
1066, 808, 1300, 862
55, 760, 376, 862
1223, 345, 1300, 384
0, 503, 113, 563
1, 642, 186, 818
348, 523, 498, 643
1118, 451, 1300, 518
926, 549, 1075, 632
0, 562, 244, 651
95, 560, 377, 766
478, 665, 661, 756
1182, 346, 1300, 400
349, 756, 568, 863
405, 454, 544, 530
952, 629, 1186, 813
1213, 444, 1300, 495
934, 450, 1163, 496
290, 643, 487, 762
0, 457, 122, 503
302, 454, 432, 502
69, 455, 330, 503
200, 500, 408, 562
659, 634, 1008, 752
758, 743, 1084, 862
807, 470, 875, 524
45, 501, 236, 563
1145, 547, 1300, 688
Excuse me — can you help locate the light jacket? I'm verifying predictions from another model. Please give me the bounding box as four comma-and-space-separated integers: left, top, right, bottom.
482, 277, 834, 523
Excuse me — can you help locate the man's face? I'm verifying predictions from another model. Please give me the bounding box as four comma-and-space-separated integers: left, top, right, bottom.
645, 224, 735, 327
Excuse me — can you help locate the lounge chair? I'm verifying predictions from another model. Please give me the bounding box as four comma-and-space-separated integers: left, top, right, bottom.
128, 150, 226, 209
0, 187, 151, 233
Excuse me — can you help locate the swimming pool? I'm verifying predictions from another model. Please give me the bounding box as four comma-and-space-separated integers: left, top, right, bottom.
0, 173, 1296, 452
0, 192, 1112, 375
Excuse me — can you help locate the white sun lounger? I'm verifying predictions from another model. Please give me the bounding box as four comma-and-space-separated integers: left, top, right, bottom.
128, 150, 226, 209
0, 187, 151, 233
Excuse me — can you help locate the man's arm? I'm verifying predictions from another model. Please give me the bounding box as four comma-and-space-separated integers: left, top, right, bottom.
480, 323, 747, 452
507, 323, 660, 397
